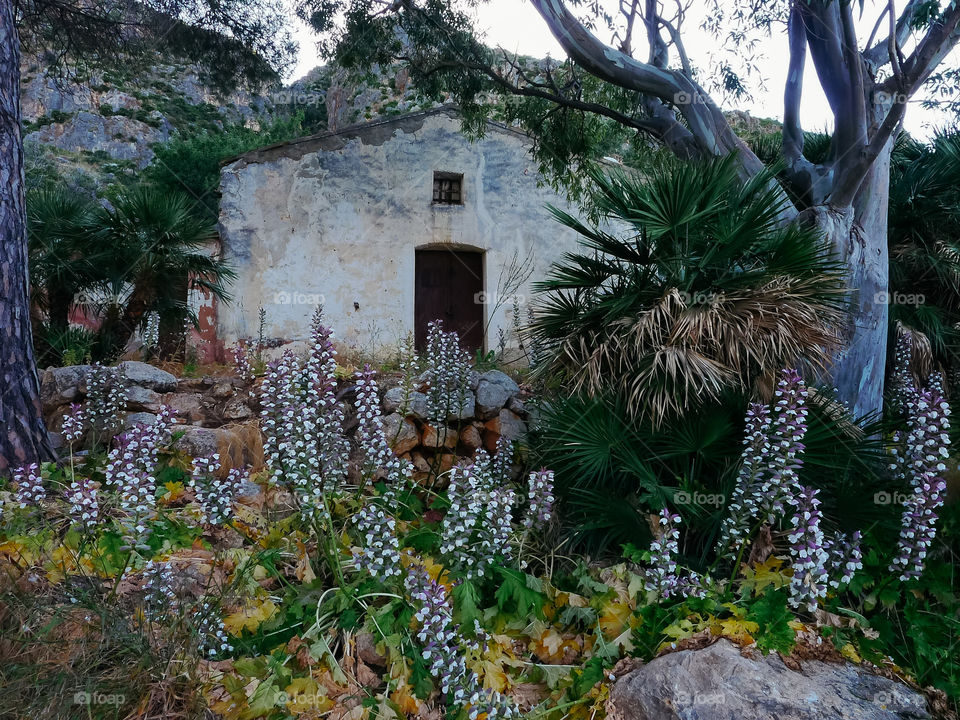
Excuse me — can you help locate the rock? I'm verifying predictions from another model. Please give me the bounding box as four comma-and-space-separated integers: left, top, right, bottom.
467, 369, 481, 391
383, 387, 431, 420
447, 393, 476, 421
355, 632, 387, 667
422, 424, 458, 450
378, 413, 419, 455
163, 392, 205, 423
174, 423, 264, 474
125, 385, 161, 412
436, 452, 458, 474
607, 639, 931, 720
116, 361, 177, 392
475, 370, 520, 418
459, 424, 483, 452
40, 365, 91, 412
235, 477, 264, 502
175, 426, 219, 458
483, 409, 527, 450
409, 452, 432, 474
223, 398, 253, 420
211, 380, 234, 400
123, 411, 158, 429
25, 110, 167, 168
382, 386, 405, 412
507, 396, 526, 416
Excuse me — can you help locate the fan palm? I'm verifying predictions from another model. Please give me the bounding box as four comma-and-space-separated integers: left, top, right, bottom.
534, 387, 891, 560
90, 189, 235, 359
887, 130, 960, 372
27, 190, 100, 332
532, 155, 849, 425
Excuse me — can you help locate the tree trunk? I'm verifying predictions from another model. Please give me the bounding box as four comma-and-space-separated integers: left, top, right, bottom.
47, 282, 74, 333
0, 1, 54, 472
800, 143, 892, 420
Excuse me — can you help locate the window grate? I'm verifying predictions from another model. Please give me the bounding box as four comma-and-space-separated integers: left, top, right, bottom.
433, 172, 463, 204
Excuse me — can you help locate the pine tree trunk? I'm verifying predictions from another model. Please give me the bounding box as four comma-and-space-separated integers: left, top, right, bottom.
0, 1, 54, 472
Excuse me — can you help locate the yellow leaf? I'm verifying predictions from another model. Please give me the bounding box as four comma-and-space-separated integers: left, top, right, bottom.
390, 683, 421, 715
295, 541, 316, 583
285, 677, 333, 715
598, 601, 631, 638
740, 556, 790, 595
840, 643, 862, 664
161, 481, 186, 503
714, 616, 759, 645
224, 600, 278, 635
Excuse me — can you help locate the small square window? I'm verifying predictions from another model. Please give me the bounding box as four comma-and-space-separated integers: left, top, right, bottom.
433, 171, 463, 205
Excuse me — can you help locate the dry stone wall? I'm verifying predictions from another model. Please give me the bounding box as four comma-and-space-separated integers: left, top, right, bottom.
40, 363, 533, 483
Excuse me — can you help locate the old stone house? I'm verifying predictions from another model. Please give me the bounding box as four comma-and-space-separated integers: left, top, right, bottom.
215, 106, 586, 358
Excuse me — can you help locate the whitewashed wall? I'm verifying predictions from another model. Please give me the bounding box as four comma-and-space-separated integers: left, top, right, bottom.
217, 108, 585, 358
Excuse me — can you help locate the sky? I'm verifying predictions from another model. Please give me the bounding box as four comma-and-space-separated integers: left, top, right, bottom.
288, 0, 954, 139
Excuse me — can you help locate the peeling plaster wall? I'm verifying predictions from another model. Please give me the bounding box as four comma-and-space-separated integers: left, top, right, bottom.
217, 110, 585, 358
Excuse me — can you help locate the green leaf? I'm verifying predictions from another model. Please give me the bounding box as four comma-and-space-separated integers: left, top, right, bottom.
746, 588, 796, 654
494, 567, 546, 619
452, 578, 483, 628
408, 650, 434, 700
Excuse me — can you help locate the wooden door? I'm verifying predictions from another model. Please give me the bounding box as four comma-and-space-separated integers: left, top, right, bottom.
415, 249, 484, 352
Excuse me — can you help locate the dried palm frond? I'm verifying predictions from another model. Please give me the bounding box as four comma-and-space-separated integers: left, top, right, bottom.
532, 155, 850, 426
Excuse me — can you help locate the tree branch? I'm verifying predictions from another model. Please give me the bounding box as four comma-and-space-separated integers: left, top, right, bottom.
783, 2, 806, 164
864, 0, 925, 72
893, 2, 960, 90
528, 0, 766, 175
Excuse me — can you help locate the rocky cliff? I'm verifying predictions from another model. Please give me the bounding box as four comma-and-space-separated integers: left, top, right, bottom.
20, 45, 440, 194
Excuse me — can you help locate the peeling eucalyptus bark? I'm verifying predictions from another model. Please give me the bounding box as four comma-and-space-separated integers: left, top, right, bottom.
0, 0, 54, 471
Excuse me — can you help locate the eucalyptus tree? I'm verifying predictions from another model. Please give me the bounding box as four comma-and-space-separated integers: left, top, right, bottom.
302, 0, 960, 418
0, 0, 294, 470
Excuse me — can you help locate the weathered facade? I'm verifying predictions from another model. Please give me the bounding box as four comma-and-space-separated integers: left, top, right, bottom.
217, 106, 584, 357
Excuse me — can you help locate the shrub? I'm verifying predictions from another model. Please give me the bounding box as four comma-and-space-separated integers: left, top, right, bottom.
531, 155, 848, 426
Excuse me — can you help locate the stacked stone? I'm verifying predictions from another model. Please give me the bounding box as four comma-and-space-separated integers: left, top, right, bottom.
378, 369, 532, 485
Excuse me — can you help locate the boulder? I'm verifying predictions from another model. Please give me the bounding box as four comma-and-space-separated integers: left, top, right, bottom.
475, 370, 520, 418
382, 387, 430, 420
409, 452, 432, 474
446, 393, 476, 422
507, 395, 526, 416
422, 424, 458, 450
223, 398, 253, 421
607, 639, 931, 720
211, 380, 234, 400
163, 392, 205, 423
378, 413, 419, 455
123, 411, 158, 429
125, 385, 161, 412
459, 424, 483, 452
483, 409, 527, 450
116, 361, 177, 392
40, 365, 91, 412
174, 423, 263, 474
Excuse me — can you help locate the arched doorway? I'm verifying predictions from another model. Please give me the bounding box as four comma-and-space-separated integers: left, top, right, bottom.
414, 247, 484, 352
